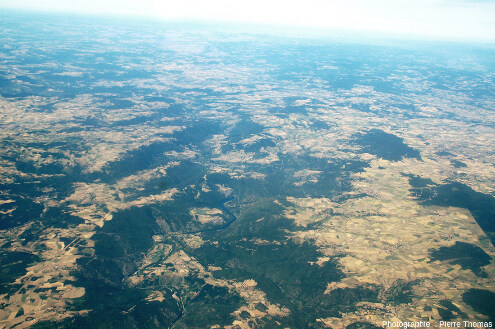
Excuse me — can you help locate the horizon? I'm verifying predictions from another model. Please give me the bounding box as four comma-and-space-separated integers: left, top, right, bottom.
1, 0, 495, 44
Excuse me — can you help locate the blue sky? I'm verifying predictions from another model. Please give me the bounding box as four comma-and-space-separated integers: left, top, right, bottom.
2, 0, 495, 42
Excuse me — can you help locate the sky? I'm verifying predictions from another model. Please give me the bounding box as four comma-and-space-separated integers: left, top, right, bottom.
2, 0, 495, 42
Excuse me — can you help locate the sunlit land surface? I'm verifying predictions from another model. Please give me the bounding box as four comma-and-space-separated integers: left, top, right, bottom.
0, 10, 495, 329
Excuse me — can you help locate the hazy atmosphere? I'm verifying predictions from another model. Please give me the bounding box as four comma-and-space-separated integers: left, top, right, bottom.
2, 0, 495, 42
